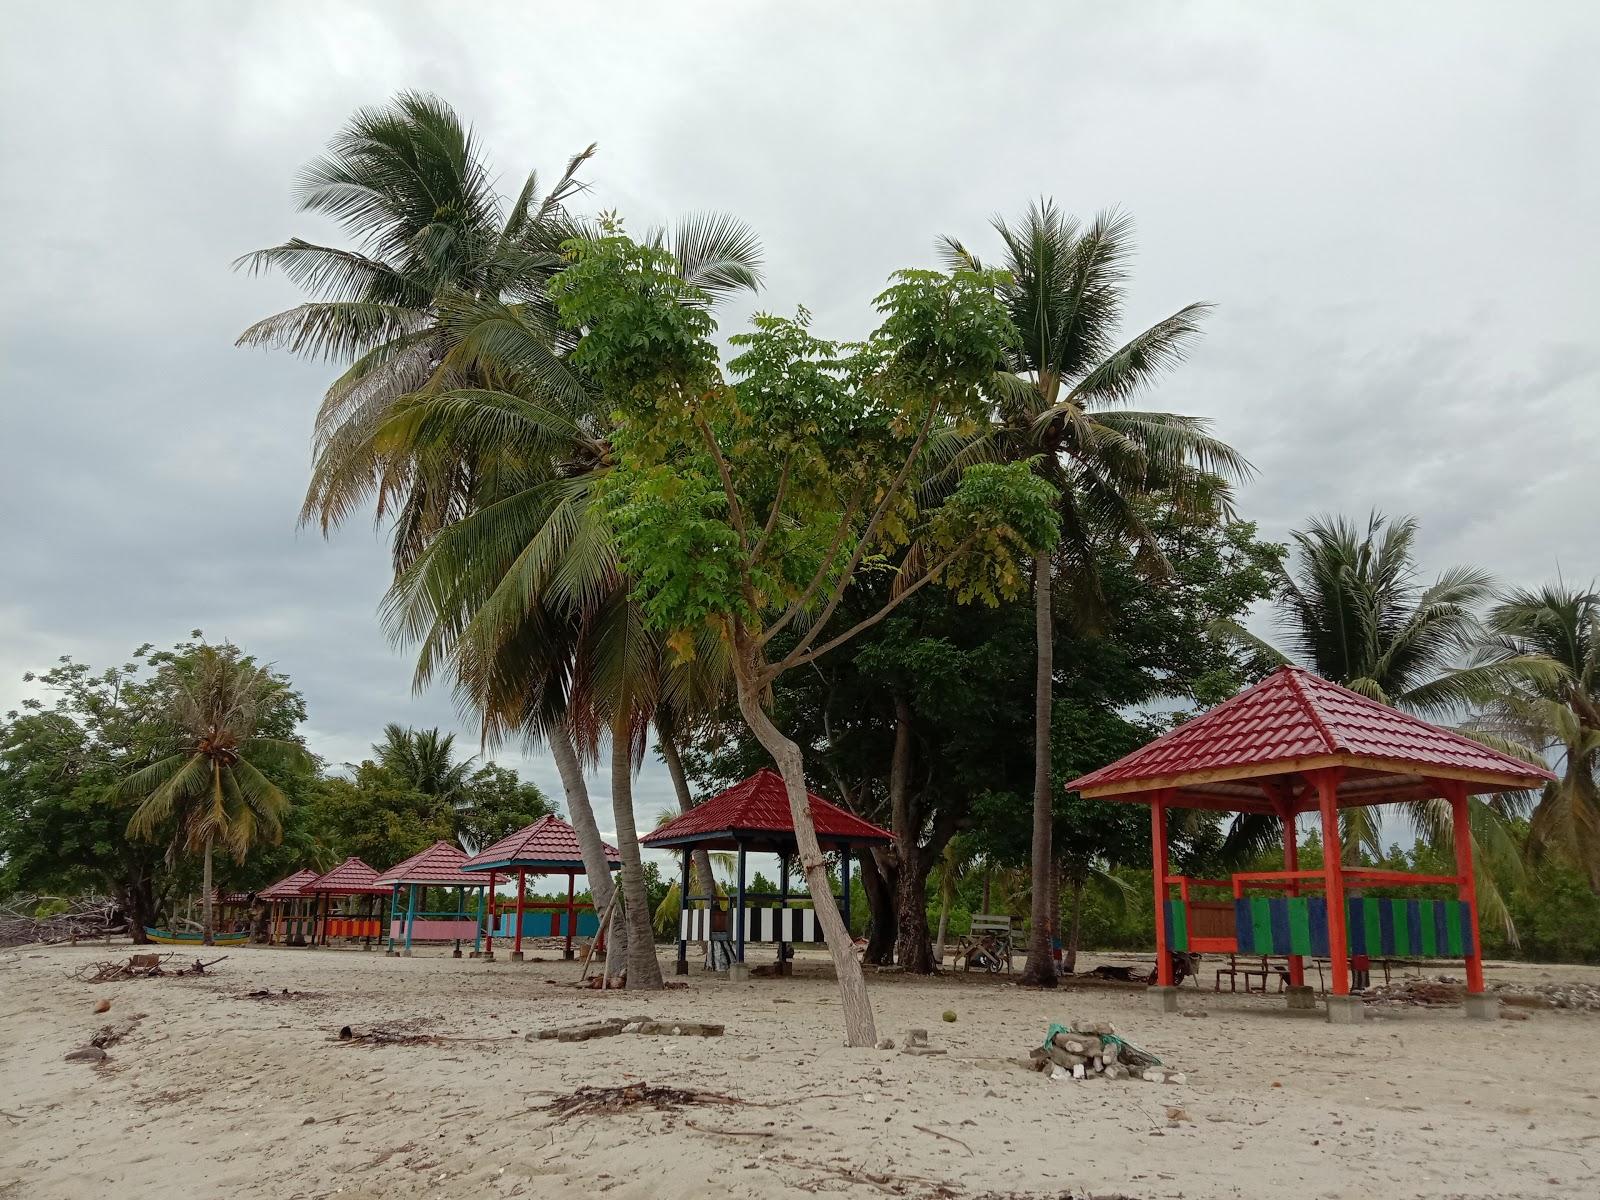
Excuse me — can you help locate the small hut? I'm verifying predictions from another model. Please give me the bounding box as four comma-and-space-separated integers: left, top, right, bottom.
640, 769, 892, 978
1066, 665, 1556, 1021
302, 857, 389, 949
461, 816, 621, 961
259, 869, 319, 945
374, 842, 488, 957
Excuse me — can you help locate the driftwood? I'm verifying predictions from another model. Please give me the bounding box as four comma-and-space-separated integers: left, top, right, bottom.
1, 894, 124, 947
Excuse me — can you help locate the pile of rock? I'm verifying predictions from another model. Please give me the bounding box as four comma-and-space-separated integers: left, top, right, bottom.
1024, 1023, 1184, 1084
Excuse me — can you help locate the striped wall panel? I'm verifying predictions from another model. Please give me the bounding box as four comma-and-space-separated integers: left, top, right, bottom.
679, 907, 825, 943
1226, 897, 1475, 958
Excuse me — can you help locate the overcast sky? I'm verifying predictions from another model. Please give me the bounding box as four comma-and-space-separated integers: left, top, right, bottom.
2, 2, 1596, 857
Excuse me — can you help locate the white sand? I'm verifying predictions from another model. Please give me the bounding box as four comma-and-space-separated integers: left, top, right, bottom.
3, 942, 1598, 1199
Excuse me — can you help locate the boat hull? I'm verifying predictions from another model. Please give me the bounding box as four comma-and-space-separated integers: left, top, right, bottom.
143, 928, 250, 946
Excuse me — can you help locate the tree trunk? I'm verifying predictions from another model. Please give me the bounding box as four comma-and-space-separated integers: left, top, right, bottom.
201, 832, 215, 947
1063, 874, 1085, 975
888, 696, 935, 973
981, 864, 991, 913
859, 850, 897, 965
549, 718, 626, 966
934, 900, 950, 966
1021, 555, 1056, 987
734, 654, 876, 1046
610, 714, 663, 989
656, 707, 716, 907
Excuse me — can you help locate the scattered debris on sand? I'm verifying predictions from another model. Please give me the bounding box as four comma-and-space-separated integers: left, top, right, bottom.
528, 1016, 725, 1042
238, 987, 324, 1001
336, 1025, 442, 1046
63, 1012, 146, 1064
1494, 979, 1600, 1012
545, 1083, 742, 1122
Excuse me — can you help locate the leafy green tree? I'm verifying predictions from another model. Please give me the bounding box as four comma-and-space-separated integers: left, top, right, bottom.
303, 763, 454, 872
1479, 585, 1600, 888
554, 230, 1061, 1044
456, 762, 557, 854
939, 201, 1252, 986
114, 645, 314, 944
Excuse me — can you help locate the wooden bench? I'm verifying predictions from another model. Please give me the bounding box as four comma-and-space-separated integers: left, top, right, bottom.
954, 914, 1015, 974
1215, 954, 1290, 993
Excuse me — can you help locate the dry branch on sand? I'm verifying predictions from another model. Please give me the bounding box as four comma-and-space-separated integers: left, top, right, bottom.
544, 1083, 745, 1122
70, 953, 225, 982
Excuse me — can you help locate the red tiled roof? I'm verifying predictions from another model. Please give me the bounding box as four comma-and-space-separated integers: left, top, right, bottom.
375, 842, 484, 888
259, 869, 319, 901
303, 856, 389, 896
640, 769, 893, 848
1067, 665, 1555, 802
461, 815, 620, 873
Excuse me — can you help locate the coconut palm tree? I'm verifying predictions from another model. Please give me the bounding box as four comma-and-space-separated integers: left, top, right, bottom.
115, 646, 313, 944
241, 95, 762, 986
236, 90, 597, 565
1213, 513, 1559, 932
373, 724, 475, 802
939, 201, 1251, 985
1479, 585, 1600, 888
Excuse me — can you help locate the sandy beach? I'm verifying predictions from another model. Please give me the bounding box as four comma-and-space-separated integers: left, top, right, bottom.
3, 943, 1598, 1200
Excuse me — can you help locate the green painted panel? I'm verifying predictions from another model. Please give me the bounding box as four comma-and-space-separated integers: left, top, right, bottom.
1288, 899, 1313, 954
1250, 897, 1273, 952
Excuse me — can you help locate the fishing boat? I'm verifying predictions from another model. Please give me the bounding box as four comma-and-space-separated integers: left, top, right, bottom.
142, 927, 250, 947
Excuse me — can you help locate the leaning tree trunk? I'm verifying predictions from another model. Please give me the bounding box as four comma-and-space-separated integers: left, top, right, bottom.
859, 850, 897, 965
610, 714, 663, 989
656, 708, 716, 908
549, 718, 626, 967
735, 658, 876, 1046
1021, 555, 1056, 987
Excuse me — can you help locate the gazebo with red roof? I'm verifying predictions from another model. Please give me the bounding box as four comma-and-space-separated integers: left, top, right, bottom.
461, 815, 621, 962
302, 857, 390, 949
260, 868, 319, 945
641, 768, 893, 977
375, 842, 489, 958
1066, 665, 1555, 1021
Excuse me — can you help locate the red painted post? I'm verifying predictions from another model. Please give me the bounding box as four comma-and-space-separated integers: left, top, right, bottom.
484, 872, 496, 958
1446, 780, 1486, 993
1314, 769, 1349, 996
564, 873, 576, 959
513, 869, 526, 959
1151, 791, 1172, 986
1281, 809, 1305, 987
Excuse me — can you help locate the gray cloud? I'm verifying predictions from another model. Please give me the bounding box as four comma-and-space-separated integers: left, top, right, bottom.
3, 1, 1597, 865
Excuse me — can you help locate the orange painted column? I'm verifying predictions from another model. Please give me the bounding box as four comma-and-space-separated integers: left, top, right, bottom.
1445, 781, 1486, 993
1151, 790, 1172, 986
1314, 769, 1350, 996
1281, 809, 1305, 987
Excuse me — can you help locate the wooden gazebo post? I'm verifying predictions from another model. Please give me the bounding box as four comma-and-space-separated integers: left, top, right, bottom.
563, 872, 577, 960
675, 849, 692, 975
1311, 767, 1358, 1019
1438, 777, 1490, 1011
1149, 788, 1175, 1007
511, 868, 527, 962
